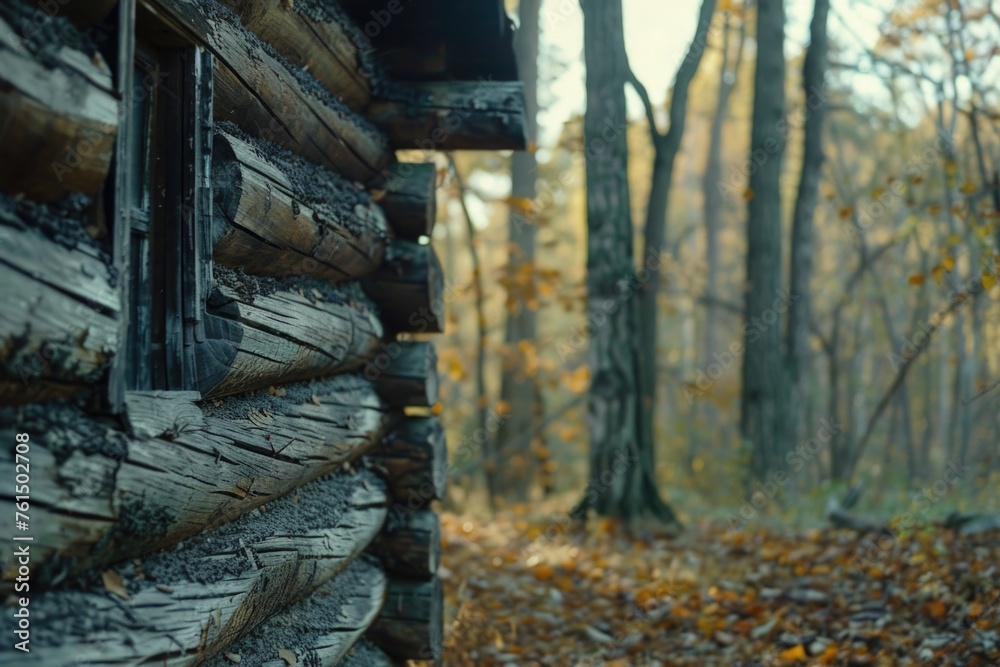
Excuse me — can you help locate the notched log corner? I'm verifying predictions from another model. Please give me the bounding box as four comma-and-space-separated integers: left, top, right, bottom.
364, 239, 445, 335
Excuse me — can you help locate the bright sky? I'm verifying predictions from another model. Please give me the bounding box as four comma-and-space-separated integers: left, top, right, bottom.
531, 0, 881, 147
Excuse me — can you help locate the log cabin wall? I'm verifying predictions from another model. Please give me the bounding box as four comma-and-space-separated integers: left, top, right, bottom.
0, 0, 524, 664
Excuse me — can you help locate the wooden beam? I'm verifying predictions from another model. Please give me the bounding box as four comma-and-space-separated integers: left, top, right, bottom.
368, 576, 443, 662
141, 0, 391, 184
196, 281, 383, 398
371, 341, 439, 408
364, 240, 445, 334
217, 0, 375, 110
212, 131, 389, 282
377, 162, 438, 240
370, 509, 441, 579
6, 473, 387, 666
0, 16, 118, 201
0, 376, 391, 590
369, 81, 527, 151
376, 417, 447, 503
0, 202, 119, 403
203, 557, 388, 667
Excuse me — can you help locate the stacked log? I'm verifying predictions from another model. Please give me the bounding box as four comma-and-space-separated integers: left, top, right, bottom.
202, 556, 387, 667
377, 162, 440, 241
0, 13, 118, 201
365, 240, 445, 335
365, 420, 446, 660
0, 471, 387, 666
143, 0, 392, 184
0, 196, 118, 403
217, 0, 377, 111
369, 81, 528, 151
195, 276, 383, 398
0, 375, 390, 588
212, 130, 389, 282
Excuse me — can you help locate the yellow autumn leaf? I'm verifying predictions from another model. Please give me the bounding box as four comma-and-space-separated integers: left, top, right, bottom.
871, 187, 885, 198
506, 196, 536, 215
982, 272, 996, 290
447, 357, 465, 381
778, 644, 807, 662
931, 265, 944, 284
565, 365, 591, 394
908, 274, 925, 285
742, 187, 754, 201
942, 256, 955, 271
946, 233, 960, 245
959, 181, 977, 195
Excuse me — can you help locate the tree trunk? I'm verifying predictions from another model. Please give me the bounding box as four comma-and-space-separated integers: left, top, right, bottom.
786, 0, 829, 446
741, 0, 790, 481
494, 0, 541, 501
700, 10, 745, 439
635, 0, 716, 490
573, 0, 678, 525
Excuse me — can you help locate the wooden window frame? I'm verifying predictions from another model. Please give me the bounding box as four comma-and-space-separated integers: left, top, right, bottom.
108, 1, 214, 409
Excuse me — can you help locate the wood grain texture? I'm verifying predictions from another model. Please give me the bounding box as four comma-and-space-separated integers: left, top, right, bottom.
364, 239, 445, 334
198, 284, 383, 398
0, 209, 119, 403
0, 376, 391, 591
369, 81, 526, 151
217, 0, 373, 110
376, 417, 447, 502
0, 473, 387, 667
0, 17, 118, 200
370, 341, 439, 408
378, 162, 438, 240
203, 557, 388, 667
212, 131, 388, 282
142, 0, 391, 183
369, 509, 440, 579
368, 576, 443, 662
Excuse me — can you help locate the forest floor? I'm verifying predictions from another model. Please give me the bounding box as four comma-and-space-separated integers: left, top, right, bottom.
436, 503, 1000, 667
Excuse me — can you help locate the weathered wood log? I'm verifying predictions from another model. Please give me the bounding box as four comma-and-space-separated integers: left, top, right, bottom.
369, 510, 441, 579
368, 576, 443, 662
370, 341, 439, 408
340, 639, 398, 667
369, 81, 526, 151
375, 417, 447, 503
0, 472, 387, 667
377, 162, 438, 240
0, 200, 119, 403
212, 130, 388, 282
142, 0, 391, 184
0, 375, 391, 590
197, 280, 382, 398
203, 556, 387, 667
217, 0, 374, 110
364, 240, 445, 334
0, 16, 118, 200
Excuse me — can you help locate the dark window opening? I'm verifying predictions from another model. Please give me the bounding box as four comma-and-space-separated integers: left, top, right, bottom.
113, 9, 213, 398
